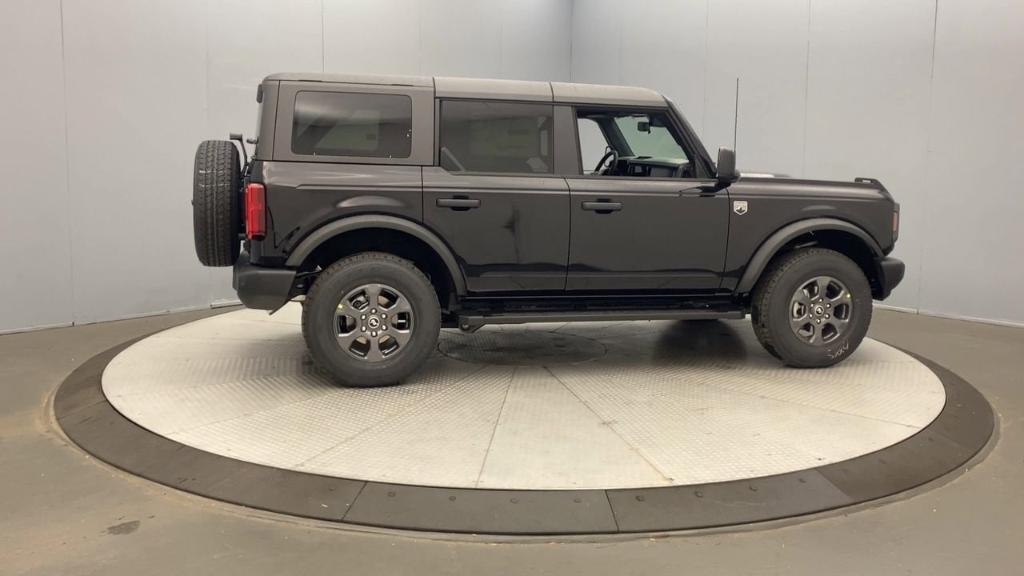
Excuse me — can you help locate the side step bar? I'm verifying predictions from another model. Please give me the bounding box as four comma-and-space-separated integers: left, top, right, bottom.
457, 308, 745, 332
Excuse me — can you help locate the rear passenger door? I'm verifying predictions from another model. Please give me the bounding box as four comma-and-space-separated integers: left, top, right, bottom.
423, 100, 569, 293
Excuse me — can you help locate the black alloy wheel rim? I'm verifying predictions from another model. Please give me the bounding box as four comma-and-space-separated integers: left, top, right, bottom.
788, 275, 853, 345
334, 283, 414, 361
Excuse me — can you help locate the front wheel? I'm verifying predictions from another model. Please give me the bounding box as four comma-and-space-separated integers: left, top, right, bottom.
302, 252, 440, 387
751, 248, 872, 367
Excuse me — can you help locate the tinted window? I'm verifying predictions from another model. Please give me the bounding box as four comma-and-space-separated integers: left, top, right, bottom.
292, 91, 412, 158
440, 100, 553, 174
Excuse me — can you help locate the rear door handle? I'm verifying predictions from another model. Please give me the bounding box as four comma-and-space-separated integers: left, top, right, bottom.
436, 197, 480, 210
581, 200, 622, 213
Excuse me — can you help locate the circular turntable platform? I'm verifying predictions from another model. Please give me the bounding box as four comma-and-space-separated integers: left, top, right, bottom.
55, 304, 994, 534
102, 304, 944, 489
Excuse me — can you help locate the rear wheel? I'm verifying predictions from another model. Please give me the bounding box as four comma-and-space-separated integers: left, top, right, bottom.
302, 252, 440, 387
751, 248, 872, 367
192, 140, 241, 267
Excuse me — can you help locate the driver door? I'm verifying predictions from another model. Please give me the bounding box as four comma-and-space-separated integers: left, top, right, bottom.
565, 108, 729, 292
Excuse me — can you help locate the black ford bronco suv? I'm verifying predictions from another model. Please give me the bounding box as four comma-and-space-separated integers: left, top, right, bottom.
192, 73, 904, 387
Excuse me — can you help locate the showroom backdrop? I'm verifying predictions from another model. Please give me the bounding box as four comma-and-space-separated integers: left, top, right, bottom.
1, 0, 1021, 333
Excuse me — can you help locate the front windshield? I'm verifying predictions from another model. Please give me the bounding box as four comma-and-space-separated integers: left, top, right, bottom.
613, 115, 688, 162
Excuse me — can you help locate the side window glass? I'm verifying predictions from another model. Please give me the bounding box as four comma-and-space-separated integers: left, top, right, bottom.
440, 100, 553, 174
577, 117, 610, 174
292, 91, 412, 158
612, 115, 687, 162
576, 109, 691, 178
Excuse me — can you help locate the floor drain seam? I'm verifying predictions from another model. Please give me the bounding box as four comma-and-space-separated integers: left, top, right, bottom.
696, 376, 933, 429
292, 363, 495, 469
603, 489, 621, 533
339, 480, 368, 522
474, 367, 517, 488
543, 365, 674, 483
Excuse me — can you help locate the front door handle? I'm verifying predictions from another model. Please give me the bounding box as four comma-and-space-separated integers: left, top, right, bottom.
581, 200, 623, 214
436, 197, 480, 210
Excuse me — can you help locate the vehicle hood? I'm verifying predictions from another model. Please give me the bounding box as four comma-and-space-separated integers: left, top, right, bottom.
735, 174, 893, 202
739, 171, 789, 178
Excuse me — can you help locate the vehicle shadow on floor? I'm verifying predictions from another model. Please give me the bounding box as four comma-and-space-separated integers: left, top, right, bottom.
647, 319, 751, 365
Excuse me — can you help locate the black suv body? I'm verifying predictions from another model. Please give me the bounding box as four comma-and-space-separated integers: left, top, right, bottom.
193, 73, 904, 386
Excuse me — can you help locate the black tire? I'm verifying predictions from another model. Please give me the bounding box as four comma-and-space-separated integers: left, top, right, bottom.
193, 140, 241, 267
751, 248, 872, 368
302, 252, 440, 387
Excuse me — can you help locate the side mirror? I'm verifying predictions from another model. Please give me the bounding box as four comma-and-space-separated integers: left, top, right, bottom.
716, 147, 738, 183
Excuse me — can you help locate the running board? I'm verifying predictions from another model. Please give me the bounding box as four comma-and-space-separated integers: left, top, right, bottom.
457, 308, 745, 332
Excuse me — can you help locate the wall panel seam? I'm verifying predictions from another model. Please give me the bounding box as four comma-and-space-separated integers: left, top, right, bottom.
799, 0, 812, 178
916, 0, 941, 310
57, 0, 77, 326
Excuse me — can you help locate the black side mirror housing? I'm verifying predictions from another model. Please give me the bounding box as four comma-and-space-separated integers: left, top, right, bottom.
716, 147, 739, 184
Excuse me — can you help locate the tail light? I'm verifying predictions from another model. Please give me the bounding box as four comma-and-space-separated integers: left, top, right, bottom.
245, 182, 266, 240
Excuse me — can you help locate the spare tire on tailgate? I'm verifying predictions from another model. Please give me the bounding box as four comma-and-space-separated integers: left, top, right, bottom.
193, 140, 241, 267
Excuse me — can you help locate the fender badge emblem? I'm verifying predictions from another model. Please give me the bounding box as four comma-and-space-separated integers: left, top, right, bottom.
733, 200, 748, 215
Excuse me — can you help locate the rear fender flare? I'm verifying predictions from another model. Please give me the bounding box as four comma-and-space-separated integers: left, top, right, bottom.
284, 215, 467, 296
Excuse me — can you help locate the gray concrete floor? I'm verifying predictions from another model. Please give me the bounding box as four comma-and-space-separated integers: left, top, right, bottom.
1, 308, 1021, 575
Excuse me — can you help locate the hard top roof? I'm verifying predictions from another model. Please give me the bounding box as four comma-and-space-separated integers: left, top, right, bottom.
263, 72, 666, 107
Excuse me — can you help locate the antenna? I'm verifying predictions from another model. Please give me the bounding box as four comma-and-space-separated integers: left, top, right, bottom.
733, 77, 740, 153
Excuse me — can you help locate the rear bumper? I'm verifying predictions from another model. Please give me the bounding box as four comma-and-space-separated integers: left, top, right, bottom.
874, 256, 905, 300
232, 250, 296, 310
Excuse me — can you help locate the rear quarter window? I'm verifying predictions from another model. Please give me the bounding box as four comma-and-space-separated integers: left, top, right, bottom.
291, 91, 412, 158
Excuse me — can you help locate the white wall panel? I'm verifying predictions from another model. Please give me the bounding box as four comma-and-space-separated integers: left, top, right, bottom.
62, 0, 210, 324
570, 0, 808, 172
803, 0, 935, 310
619, 0, 707, 128
324, 0, 571, 79
499, 0, 572, 81
570, 0, 622, 85
206, 0, 323, 143
918, 0, 1024, 324
419, 1, 503, 77
0, 0, 73, 332
703, 0, 810, 176
323, 0, 422, 75
571, 0, 708, 139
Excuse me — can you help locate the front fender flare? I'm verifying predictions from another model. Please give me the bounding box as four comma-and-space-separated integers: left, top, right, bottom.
734, 217, 883, 294
284, 215, 467, 296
